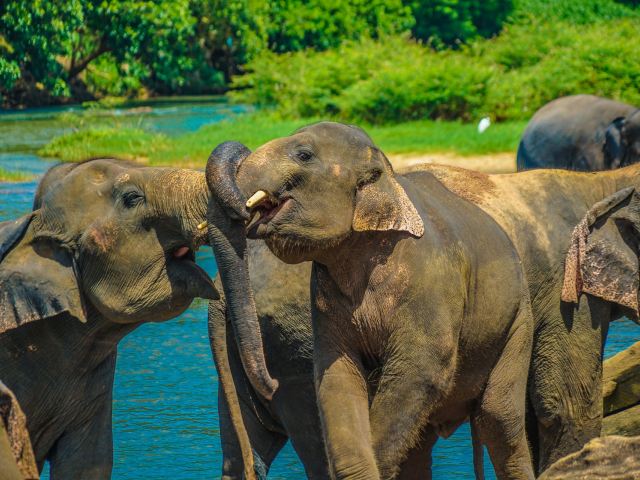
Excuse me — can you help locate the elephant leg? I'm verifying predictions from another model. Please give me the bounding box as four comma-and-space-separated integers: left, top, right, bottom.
472, 317, 533, 480
218, 385, 288, 480
48, 401, 113, 480
396, 424, 438, 480
276, 381, 330, 479
314, 346, 379, 480
369, 328, 456, 480
531, 296, 610, 474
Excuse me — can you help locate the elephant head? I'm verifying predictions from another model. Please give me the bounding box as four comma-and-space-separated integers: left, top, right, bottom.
204, 122, 423, 396
604, 109, 640, 169
0, 159, 218, 334
562, 185, 640, 323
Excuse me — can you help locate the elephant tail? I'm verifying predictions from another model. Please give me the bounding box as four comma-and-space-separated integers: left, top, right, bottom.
208, 280, 257, 480
471, 420, 485, 480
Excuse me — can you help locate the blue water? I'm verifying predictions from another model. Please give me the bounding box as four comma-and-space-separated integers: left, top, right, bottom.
0, 102, 637, 479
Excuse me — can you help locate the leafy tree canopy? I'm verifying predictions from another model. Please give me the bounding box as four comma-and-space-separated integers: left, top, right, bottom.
0, 0, 545, 103
0, 0, 206, 96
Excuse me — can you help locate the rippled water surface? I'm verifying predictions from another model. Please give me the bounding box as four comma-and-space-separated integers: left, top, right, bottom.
0, 101, 637, 479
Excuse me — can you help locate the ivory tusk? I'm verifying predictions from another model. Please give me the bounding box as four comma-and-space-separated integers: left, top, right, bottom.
246, 190, 268, 208
197, 221, 208, 230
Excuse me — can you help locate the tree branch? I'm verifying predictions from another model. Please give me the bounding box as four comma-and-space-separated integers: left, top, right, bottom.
67, 35, 110, 79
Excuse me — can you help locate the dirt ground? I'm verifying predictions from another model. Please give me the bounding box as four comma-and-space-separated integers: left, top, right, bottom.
387, 152, 517, 174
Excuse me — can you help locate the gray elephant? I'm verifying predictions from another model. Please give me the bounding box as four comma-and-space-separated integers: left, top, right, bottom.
208, 180, 484, 480
205, 127, 535, 480
203, 126, 640, 478
517, 94, 640, 171
0, 159, 218, 479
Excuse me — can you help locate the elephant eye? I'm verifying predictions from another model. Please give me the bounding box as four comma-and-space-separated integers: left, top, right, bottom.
296, 151, 312, 162
123, 191, 144, 208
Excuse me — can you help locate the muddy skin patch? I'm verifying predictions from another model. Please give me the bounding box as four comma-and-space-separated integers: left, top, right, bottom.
400, 164, 498, 205
88, 220, 118, 253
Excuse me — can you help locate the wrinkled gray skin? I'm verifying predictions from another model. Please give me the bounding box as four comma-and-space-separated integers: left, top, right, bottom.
0, 159, 219, 479
517, 94, 640, 172
206, 123, 535, 480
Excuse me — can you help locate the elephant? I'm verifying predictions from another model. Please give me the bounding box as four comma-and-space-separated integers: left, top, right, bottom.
208, 192, 484, 480
204, 125, 536, 480
203, 125, 640, 478
517, 94, 640, 172
0, 158, 219, 479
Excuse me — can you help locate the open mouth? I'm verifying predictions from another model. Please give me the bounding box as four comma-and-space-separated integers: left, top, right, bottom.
250, 196, 291, 227
171, 246, 195, 261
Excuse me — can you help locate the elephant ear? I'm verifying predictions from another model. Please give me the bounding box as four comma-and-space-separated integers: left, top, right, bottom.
352, 148, 424, 237
562, 187, 640, 322
603, 117, 627, 169
0, 212, 87, 334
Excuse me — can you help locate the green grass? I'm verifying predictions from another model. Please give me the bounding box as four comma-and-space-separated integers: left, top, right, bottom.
0, 167, 35, 182
38, 114, 527, 166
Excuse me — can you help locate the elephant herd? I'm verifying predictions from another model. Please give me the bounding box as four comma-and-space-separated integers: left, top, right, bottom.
1, 94, 640, 480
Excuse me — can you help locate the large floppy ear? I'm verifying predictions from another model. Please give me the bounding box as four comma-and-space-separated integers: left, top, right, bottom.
352, 148, 424, 237
0, 212, 87, 334
603, 117, 627, 169
562, 187, 640, 322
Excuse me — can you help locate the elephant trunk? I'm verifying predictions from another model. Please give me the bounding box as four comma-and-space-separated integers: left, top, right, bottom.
205, 142, 279, 401
149, 168, 211, 251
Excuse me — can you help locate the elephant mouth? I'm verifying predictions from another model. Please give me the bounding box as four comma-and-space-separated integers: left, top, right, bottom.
249, 196, 292, 229
167, 245, 196, 263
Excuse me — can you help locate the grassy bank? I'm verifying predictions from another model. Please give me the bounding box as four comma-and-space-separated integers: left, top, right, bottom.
0, 167, 35, 182
39, 114, 527, 167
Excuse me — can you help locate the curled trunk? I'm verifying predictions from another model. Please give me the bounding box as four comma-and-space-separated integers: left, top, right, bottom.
205, 142, 278, 401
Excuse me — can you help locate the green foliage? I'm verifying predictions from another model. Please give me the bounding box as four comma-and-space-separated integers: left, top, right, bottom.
233, 12, 640, 123
405, 0, 514, 45
513, 0, 640, 24
0, 0, 220, 98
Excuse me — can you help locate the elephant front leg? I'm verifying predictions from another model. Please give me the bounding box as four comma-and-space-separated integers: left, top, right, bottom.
368, 334, 456, 480
315, 348, 379, 480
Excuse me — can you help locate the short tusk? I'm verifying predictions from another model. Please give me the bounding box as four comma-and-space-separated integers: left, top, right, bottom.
197, 221, 208, 230
246, 190, 268, 208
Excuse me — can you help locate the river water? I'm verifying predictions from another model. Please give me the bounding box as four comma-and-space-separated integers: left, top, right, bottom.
0, 99, 637, 479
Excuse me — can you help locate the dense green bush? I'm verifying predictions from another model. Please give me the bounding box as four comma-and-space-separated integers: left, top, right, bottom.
233, 13, 640, 123
405, 0, 514, 45
513, 0, 640, 24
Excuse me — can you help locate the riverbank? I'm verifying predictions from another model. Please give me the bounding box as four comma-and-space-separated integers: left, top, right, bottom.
0, 167, 34, 182
39, 114, 525, 172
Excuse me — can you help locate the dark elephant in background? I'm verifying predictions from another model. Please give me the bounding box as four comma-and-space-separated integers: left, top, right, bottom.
205, 125, 535, 480
0, 159, 219, 479
517, 94, 640, 171
202, 127, 640, 478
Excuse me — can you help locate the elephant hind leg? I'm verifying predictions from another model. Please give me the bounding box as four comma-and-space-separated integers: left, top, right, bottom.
472, 317, 534, 480
218, 386, 288, 480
